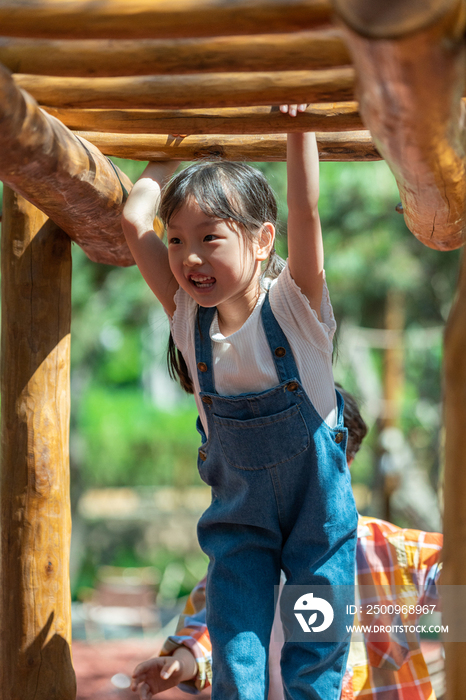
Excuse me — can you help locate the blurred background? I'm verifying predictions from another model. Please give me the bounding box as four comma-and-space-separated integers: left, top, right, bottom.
0, 157, 455, 688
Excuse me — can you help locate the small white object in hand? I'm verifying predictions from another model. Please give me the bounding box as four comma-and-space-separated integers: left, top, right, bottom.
111, 673, 131, 689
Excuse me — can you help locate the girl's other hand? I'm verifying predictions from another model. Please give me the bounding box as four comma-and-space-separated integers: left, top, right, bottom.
131, 648, 197, 699
280, 104, 308, 117
131, 656, 181, 698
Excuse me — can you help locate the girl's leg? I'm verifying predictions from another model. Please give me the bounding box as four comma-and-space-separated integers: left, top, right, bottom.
279, 531, 356, 700
275, 441, 358, 700
198, 519, 282, 700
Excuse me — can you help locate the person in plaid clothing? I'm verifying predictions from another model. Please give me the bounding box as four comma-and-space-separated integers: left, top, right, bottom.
131, 390, 442, 700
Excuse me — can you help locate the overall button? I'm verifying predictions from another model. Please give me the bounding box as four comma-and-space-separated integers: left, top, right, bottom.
202, 395, 213, 405
197, 362, 208, 372
286, 381, 299, 392
199, 450, 207, 461
275, 346, 286, 357
335, 432, 344, 444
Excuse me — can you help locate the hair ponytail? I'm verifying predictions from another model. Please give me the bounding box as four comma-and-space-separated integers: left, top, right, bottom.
167, 333, 194, 394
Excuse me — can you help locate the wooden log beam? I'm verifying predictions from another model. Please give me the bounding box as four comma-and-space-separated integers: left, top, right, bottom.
443, 247, 466, 699
74, 131, 380, 161
0, 30, 351, 77
335, 1, 466, 250
44, 103, 364, 134
0, 0, 332, 40
333, 0, 459, 39
0, 63, 134, 266
14, 69, 355, 110
0, 189, 76, 700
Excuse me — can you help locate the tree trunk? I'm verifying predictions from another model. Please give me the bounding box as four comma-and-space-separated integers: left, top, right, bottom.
0, 188, 76, 700
380, 289, 405, 521
382, 289, 405, 429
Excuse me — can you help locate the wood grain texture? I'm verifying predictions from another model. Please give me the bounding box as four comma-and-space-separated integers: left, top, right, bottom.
0, 63, 134, 266
332, 0, 459, 38
44, 103, 364, 134
339, 3, 466, 250
0, 0, 332, 39
14, 68, 355, 110
0, 30, 350, 76
74, 130, 380, 161
443, 247, 466, 698
0, 189, 76, 700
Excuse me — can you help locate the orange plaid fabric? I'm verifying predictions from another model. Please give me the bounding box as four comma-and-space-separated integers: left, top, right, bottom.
160, 576, 211, 692
160, 517, 442, 698
343, 517, 442, 700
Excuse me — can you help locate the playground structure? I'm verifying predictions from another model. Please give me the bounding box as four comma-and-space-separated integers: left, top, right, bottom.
0, 0, 465, 697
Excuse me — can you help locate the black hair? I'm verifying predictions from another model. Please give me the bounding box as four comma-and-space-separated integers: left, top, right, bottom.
164, 161, 285, 393
336, 383, 368, 460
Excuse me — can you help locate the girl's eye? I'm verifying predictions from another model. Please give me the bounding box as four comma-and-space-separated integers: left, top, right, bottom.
204, 234, 218, 242
168, 237, 181, 245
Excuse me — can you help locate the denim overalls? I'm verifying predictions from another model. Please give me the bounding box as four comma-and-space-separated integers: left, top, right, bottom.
194, 293, 358, 700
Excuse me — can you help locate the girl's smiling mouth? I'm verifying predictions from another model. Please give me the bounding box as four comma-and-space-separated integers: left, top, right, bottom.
188, 274, 216, 289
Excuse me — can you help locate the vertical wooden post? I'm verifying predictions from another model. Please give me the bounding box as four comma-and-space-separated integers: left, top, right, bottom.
443, 248, 466, 699
0, 189, 75, 699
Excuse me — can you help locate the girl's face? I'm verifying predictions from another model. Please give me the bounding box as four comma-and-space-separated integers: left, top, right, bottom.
167, 197, 272, 313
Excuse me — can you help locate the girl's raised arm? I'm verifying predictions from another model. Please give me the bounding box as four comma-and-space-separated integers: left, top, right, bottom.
122, 161, 180, 316
282, 108, 324, 319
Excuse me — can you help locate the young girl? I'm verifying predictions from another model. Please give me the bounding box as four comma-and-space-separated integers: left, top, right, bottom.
122, 110, 358, 700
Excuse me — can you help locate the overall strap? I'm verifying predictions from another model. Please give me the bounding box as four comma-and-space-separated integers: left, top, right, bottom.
335, 387, 345, 426
261, 292, 301, 384
194, 305, 216, 394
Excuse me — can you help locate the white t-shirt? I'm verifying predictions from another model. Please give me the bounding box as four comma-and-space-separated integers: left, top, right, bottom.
168, 262, 338, 433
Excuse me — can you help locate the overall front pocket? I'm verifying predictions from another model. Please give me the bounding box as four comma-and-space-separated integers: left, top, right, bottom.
213, 404, 309, 470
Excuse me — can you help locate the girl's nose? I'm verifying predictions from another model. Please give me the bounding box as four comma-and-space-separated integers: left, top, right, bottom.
184, 250, 203, 266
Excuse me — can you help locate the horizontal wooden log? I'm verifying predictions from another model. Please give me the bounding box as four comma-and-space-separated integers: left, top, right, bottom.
73, 131, 380, 161
338, 3, 466, 250
333, 0, 458, 39
0, 0, 332, 40
14, 69, 355, 110
0, 62, 134, 266
0, 30, 351, 76
44, 103, 364, 134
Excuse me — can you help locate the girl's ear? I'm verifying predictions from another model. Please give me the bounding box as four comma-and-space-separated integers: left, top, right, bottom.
256, 222, 275, 261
